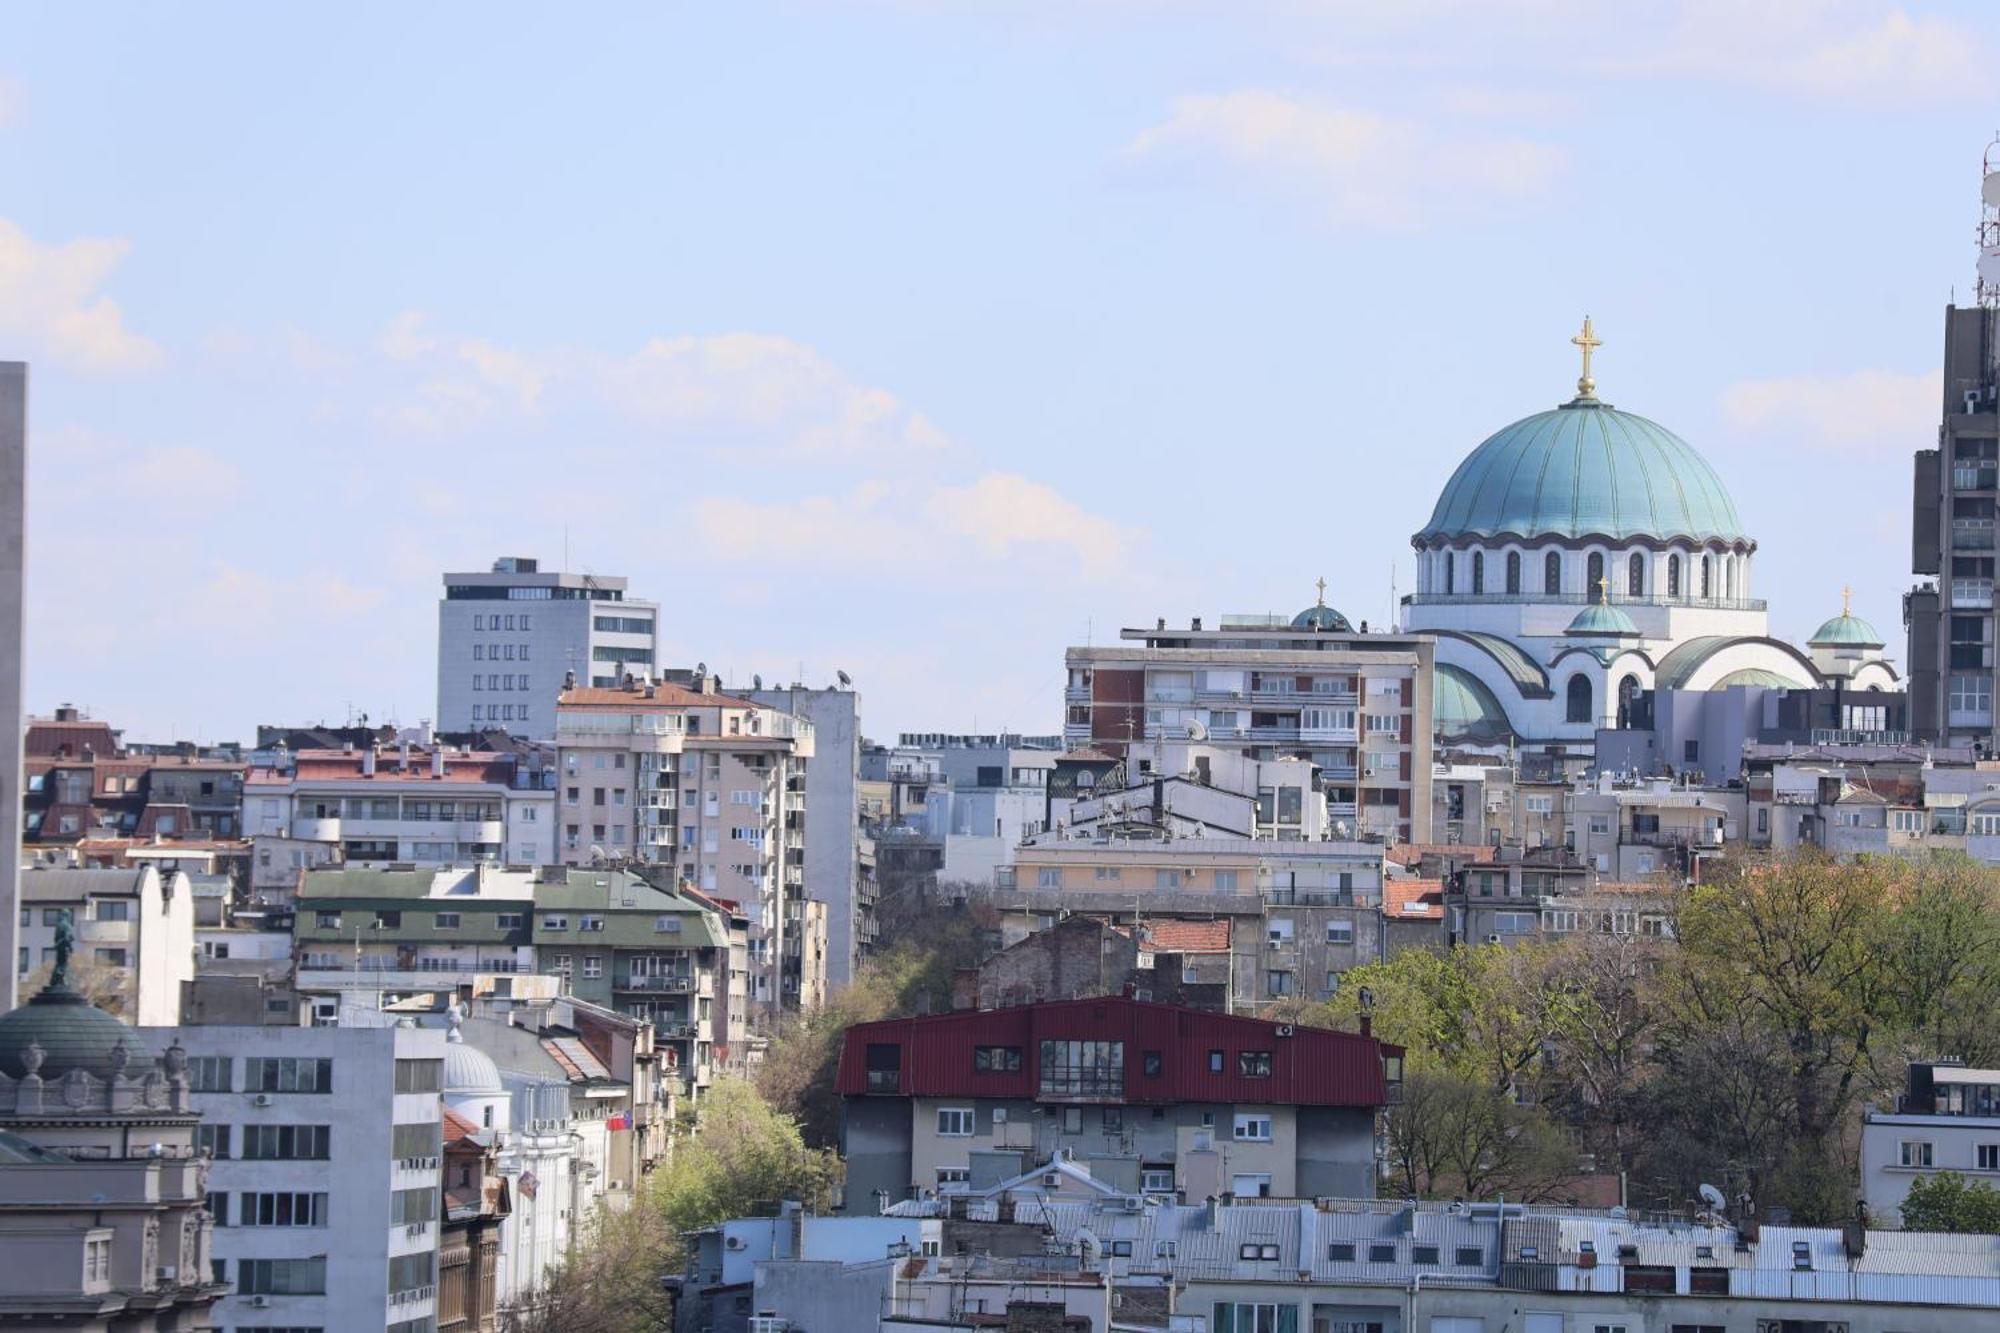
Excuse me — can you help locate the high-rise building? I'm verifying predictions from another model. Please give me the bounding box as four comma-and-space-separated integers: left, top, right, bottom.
1907, 306, 1999, 747
435, 557, 659, 738
0, 362, 25, 1014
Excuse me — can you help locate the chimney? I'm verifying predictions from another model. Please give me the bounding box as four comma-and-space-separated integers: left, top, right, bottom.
1156, 617, 1166, 631
362, 746, 378, 777
564, 669, 577, 691
1191, 617, 1202, 631
432, 749, 446, 779
400, 739, 412, 772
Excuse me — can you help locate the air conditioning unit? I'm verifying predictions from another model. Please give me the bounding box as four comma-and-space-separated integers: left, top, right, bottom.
155, 1265, 177, 1282
1968, 389, 1982, 414
1274, 1024, 1295, 1038
246, 1295, 271, 1308
726, 1235, 747, 1250
1486, 934, 1504, 945
252, 1093, 274, 1108
992, 1108, 1007, 1124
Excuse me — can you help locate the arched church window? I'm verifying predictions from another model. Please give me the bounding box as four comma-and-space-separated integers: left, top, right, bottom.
1506, 551, 1521, 595
1586, 552, 1605, 600
1700, 555, 1711, 599
1566, 674, 1592, 724
1444, 550, 1455, 595
1617, 674, 1642, 729
1628, 552, 1645, 597
1723, 557, 1733, 601
1545, 551, 1561, 595
1667, 554, 1681, 599
1472, 551, 1485, 594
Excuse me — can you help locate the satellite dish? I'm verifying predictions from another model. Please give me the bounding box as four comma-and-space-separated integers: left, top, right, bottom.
1699, 1182, 1727, 1210
1185, 720, 1209, 742
1979, 247, 2000, 288
1983, 171, 2000, 209
836, 670, 853, 689
752, 674, 763, 690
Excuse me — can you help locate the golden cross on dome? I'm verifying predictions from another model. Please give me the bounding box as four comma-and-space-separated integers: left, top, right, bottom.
1842, 585, 1853, 615
1571, 316, 1602, 400
1596, 574, 1610, 602
1315, 576, 1328, 607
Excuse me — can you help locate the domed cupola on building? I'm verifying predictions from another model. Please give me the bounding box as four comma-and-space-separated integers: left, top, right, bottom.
1403, 319, 1871, 752
1291, 579, 1353, 633
1807, 588, 1899, 689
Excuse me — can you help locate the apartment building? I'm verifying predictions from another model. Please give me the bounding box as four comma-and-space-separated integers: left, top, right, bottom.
529, 868, 751, 1095
1564, 773, 1743, 880
745, 683, 868, 987
291, 865, 541, 1007
436, 556, 660, 736
244, 742, 557, 897
176, 1020, 447, 1333
1064, 617, 1434, 843
1862, 1061, 2000, 1226
23, 705, 248, 844
555, 677, 816, 1013
17, 866, 195, 1024
1908, 304, 2000, 747
996, 838, 1387, 1010
438, 1106, 508, 1333
837, 998, 1401, 1211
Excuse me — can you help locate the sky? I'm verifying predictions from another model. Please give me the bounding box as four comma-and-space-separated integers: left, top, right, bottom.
2, 0, 1994, 743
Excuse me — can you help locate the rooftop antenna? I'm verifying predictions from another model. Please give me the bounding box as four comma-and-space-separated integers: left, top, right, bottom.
1977, 133, 2000, 306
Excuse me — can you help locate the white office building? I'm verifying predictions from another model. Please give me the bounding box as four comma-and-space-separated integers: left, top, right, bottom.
436, 556, 660, 738
174, 1021, 446, 1333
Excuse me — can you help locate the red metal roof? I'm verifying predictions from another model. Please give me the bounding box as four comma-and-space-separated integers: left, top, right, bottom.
835, 996, 1397, 1107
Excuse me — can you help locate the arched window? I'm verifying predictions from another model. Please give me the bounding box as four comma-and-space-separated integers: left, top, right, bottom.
1628, 552, 1645, 597
1700, 555, 1711, 599
1445, 551, 1455, 595
1667, 554, 1681, 598
1723, 557, 1733, 601
1545, 551, 1561, 595
1471, 551, 1485, 594
1506, 551, 1521, 595
1566, 674, 1593, 724
1586, 551, 1605, 600
1617, 674, 1642, 729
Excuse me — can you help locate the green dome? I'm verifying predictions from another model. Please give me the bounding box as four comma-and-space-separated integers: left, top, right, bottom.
0, 985, 143, 1081
1809, 611, 1883, 649
1291, 604, 1352, 632
1566, 600, 1640, 637
1434, 663, 1513, 742
1714, 667, 1800, 689
1417, 400, 1749, 546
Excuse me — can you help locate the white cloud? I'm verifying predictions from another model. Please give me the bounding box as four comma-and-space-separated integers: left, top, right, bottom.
0, 219, 161, 372
605, 333, 950, 459
1721, 368, 1939, 457
376, 310, 438, 362
1615, 1, 1989, 105
1117, 90, 1565, 229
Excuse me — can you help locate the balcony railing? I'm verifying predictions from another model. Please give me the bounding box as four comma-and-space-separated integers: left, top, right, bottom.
1403, 591, 1766, 612
1952, 522, 1997, 550
1956, 466, 1998, 491
1952, 580, 1995, 607
618, 974, 694, 992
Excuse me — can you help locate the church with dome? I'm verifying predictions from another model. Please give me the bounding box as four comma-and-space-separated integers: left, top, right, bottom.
1396, 319, 1898, 751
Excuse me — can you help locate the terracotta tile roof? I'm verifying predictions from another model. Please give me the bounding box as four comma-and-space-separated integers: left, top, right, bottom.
1382, 878, 1445, 920
441, 1106, 482, 1142
558, 683, 759, 711
1137, 919, 1231, 953
246, 749, 516, 785
1386, 843, 1497, 868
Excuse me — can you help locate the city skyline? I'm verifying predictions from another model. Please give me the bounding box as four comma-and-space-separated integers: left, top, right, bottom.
6, 1, 1996, 740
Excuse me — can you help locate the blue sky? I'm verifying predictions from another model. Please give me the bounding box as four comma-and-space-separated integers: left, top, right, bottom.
2, 1, 1992, 741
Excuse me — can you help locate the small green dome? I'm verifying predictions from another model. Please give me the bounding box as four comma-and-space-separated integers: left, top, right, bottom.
1714, 667, 1800, 689
1434, 664, 1513, 742
1566, 600, 1640, 637
0, 985, 143, 1081
1417, 400, 1749, 546
1809, 611, 1883, 649
1291, 604, 1353, 632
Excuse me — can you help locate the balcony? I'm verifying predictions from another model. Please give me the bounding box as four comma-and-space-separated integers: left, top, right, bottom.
1952, 521, 1997, 550
291, 815, 342, 841
1956, 466, 1998, 491
456, 819, 504, 843
1064, 685, 1091, 703
1403, 590, 1767, 612
618, 974, 694, 992
1322, 765, 1359, 782
1952, 580, 1995, 608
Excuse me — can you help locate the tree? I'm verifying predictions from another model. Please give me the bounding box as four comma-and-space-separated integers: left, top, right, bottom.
1385, 1069, 1577, 1202
1899, 1171, 2000, 1233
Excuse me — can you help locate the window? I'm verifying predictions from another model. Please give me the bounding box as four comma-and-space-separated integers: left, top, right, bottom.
187, 1056, 232, 1092
1143, 1051, 1163, 1077
1545, 550, 1561, 593
242, 1124, 331, 1160
937, 1168, 970, 1187
1037, 1040, 1124, 1098
1413, 1245, 1439, 1264
393, 1059, 442, 1093
583, 955, 603, 979
1327, 920, 1354, 944
1238, 1050, 1273, 1077
1980, 1143, 1999, 1171
1155, 868, 1183, 888
1214, 870, 1238, 892
542, 915, 569, 931
1471, 550, 1485, 594
196, 1124, 231, 1158
1444, 550, 1455, 594
389, 1251, 435, 1296
1156, 1240, 1177, 1258
973, 1045, 1022, 1073
1667, 553, 1681, 597
1036, 868, 1061, 888
1628, 551, 1645, 596
93, 899, 130, 922
1587, 550, 1604, 595
1455, 1247, 1483, 1266
1329, 1242, 1356, 1261
1369, 1243, 1395, 1262
240, 1191, 329, 1227
392, 1121, 441, 1161
238, 1257, 328, 1296
92, 947, 128, 967
389, 1186, 437, 1224
1208, 1049, 1224, 1073
1505, 550, 1521, 594
1234, 1245, 1281, 1261
937, 1107, 974, 1136
1142, 1167, 1175, 1192
1266, 970, 1293, 997
1566, 674, 1593, 724
375, 911, 401, 928
1213, 1302, 1293, 1333
497, 913, 524, 930
1701, 553, 1712, 597
1233, 1113, 1273, 1141
1891, 808, 1924, 834
435, 911, 460, 930
1900, 1140, 1934, 1168
244, 1057, 333, 1094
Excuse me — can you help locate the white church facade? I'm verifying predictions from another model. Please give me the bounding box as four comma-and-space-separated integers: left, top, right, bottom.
1397, 319, 1898, 751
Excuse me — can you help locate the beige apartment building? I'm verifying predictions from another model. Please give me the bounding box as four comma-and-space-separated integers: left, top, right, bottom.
1064, 614, 1433, 843
555, 676, 818, 1013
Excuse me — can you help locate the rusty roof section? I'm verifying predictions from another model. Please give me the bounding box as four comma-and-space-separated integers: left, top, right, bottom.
557, 682, 760, 711
1382, 878, 1445, 920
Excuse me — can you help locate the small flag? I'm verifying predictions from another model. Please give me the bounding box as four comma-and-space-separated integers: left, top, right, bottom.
607, 1112, 631, 1131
